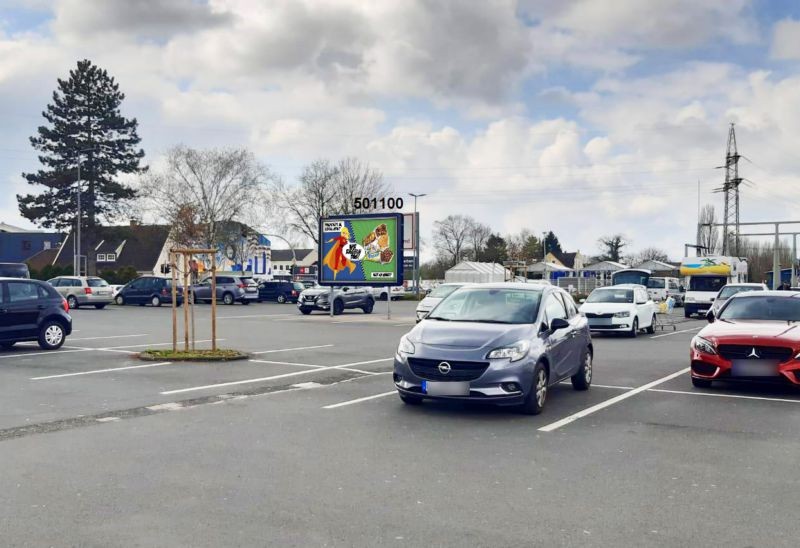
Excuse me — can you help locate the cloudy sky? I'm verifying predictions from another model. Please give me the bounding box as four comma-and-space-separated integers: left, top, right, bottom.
2, 0, 800, 260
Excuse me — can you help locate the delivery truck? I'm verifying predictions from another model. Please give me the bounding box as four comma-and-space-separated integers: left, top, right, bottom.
680, 256, 748, 318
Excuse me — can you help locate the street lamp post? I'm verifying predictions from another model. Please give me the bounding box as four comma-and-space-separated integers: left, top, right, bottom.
409, 193, 426, 299
542, 231, 548, 282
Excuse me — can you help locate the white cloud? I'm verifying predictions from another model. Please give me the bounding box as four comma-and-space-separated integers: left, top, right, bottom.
771, 18, 800, 60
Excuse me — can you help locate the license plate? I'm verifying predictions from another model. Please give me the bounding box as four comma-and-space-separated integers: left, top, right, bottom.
731, 359, 779, 377
246, 288, 256, 292
589, 318, 612, 326
421, 380, 470, 396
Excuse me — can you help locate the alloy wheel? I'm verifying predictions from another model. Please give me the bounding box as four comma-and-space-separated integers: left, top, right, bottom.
584, 352, 593, 384
535, 368, 548, 407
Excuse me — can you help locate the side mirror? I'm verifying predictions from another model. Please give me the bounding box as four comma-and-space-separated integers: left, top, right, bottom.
707, 310, 715, 323
550, 318, 570, 331
342, 287, 349, 292
710, 297, 716, 302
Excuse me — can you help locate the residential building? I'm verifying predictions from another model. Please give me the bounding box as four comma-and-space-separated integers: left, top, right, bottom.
270, 248, 318, 280
0, 222, 61, 263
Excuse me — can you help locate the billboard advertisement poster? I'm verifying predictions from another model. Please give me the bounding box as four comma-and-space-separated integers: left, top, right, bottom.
318, 213, 404, 286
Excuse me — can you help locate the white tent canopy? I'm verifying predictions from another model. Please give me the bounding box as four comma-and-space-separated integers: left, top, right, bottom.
445, 261, 507, 283
635, 260, 677, 272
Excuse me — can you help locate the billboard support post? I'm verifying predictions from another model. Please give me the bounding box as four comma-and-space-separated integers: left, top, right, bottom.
387, 294, 391, 320
330, 287, 334, 317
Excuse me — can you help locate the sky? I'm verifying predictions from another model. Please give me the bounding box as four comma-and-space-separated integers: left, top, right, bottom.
2, 0, 800, 261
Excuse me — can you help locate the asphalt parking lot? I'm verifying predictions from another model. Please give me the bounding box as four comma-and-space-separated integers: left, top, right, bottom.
2, 301, 800, 547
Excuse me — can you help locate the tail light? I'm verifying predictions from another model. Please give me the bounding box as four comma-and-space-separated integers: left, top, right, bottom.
84, 287, 92, 295
237, 283, 246, 289
63, 298, 69, 312
161, 288, 169, 296
292, 290, 298, 297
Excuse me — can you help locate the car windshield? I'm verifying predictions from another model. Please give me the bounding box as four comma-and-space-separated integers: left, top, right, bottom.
428, 285, 461, 298
427, 288, 541, 324
87, 278, 109, 287
613, 271, 649, 286
718, 286, 763, 299
647, 279, 665, 289
719, 295, 800, 321
689, 276, 727, 292
293, 282, 305, 290
586, 289, 633, 304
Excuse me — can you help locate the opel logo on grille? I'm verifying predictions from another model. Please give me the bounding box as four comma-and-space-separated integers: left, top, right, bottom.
748, 348, 760, 359
438, 362, 452, 375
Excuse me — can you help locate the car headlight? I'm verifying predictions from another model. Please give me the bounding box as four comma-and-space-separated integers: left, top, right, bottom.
613, 311, 630, 318
486, 340, 530, 362
686, 296, 695, 302
397, 336, 415, 358
692, 336, 717, 355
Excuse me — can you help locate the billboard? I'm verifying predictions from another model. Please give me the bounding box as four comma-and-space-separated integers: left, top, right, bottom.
318, 214, 404, 286
403, 212, 418, 250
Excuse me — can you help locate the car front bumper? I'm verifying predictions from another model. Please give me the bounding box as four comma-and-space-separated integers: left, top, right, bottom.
392, 354, 533, 405
690, 349, 800, 385
586, 318, 633, 332
298, 299, 329, 311
684, 302, 711, 316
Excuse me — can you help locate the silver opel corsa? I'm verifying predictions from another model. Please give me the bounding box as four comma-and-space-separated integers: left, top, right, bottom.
393, 283, 593, 415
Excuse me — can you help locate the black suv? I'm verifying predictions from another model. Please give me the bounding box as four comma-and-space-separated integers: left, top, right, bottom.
0, 278, 72, 350
258, 281, 305, 303
115, 276, 183, 307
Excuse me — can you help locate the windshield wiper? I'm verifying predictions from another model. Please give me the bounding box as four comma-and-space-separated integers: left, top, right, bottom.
455, 319, 514, 324
426, 316, 451, 321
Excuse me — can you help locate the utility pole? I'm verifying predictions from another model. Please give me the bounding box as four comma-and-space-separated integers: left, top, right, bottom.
409, 193, 425, 299
542, 231, 548, 282
716, 123, 742, 256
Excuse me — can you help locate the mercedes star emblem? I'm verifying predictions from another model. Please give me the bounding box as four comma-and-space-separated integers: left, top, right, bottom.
437, 362, 452, 375
748, 348, 760, 359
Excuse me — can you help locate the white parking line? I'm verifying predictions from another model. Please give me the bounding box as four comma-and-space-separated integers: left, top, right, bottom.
161, 357, 394, 395
538, 368, 690, 432
218, 313, 298, 320
649, 327, 703, 339
251, 344, 334, 355
0, 348, 92, 359
31, 362, 173, 380
323, 391, 396, 409
648, 388, 800, 404
67, 334, 148, 342
248, 358, 382, 376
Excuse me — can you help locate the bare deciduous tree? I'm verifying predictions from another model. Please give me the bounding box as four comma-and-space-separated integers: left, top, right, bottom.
140, 145, 272, 248
632, 246, 670, 265
433, 214, 474, 267
597, 234, 630, 262
698, 204, 720, 256
468, 221, 492, 261
271, 157, 391, 245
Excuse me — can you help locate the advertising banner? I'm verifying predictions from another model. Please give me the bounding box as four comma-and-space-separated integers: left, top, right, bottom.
318, 214, 404, 286
403, 212, 418, 250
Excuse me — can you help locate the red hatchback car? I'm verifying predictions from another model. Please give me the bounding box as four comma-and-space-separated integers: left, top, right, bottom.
690, 291, 800, 388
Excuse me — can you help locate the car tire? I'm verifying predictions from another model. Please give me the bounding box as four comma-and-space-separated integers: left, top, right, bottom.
115, 295, 125, 306
571, 349, 592, 391
692, 377, 712, 388
380, 292, 388, 301
333, 299, 344, 315
67, 295, 79, 309
628, 318, 639, 338
222, 292, 235, 305
299, 307, 312, 315
684, 309, 691, 319
362, 299, 374, 314
520, 362, 548, 415
38, 320, 66, 350
150, 295, 161, 307
277, 294, 286, 304
1, 341, 15, 349
399, 392, 423, 405
646, 314, 656, 334
94, 304, 106, 310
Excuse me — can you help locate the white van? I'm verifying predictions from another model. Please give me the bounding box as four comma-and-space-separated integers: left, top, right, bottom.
646, 277, 684, 306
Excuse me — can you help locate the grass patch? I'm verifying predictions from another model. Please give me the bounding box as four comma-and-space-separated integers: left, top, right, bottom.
139, 348, 249, 362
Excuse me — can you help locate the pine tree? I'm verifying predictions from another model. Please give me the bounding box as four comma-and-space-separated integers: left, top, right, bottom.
544, 231, 563, 257
18, 59, 145, 230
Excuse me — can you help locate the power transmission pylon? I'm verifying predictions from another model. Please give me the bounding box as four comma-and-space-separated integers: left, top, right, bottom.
715, 123, 742, 255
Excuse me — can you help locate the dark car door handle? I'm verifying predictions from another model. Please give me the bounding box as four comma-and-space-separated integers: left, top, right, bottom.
37, 304, 47, 310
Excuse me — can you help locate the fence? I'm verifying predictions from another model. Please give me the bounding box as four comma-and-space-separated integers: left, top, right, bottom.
556, 277, 609, 294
